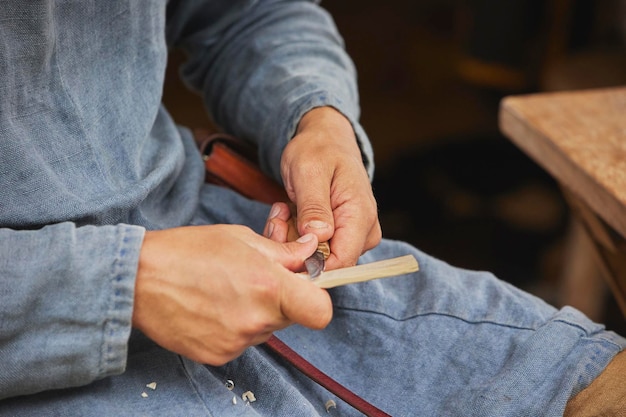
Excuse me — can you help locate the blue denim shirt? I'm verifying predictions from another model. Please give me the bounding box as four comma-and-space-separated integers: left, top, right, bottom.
0, 0, 373, 399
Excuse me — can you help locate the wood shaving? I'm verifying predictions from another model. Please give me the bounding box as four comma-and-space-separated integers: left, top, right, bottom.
141, 392, 148, 398
146, 382, 157, 390
225, 379, 235, 390
242, 391, 256, 403
232, 396, 237, 405
325, 399, 337, 412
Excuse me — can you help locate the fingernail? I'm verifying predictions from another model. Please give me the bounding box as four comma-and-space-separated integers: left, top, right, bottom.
269, 204, 281, 219
296, 233, 314, 243
305, 220, 330, 230
266, 222, 275, 238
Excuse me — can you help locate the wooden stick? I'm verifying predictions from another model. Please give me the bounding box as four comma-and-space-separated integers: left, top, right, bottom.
307, 254, 419, 289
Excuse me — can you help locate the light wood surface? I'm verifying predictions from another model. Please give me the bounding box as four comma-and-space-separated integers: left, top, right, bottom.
499, 86, 626, 316
499, 86, 626, 238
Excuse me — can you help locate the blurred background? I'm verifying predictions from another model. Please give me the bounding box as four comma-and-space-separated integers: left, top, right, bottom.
163, 0, 626, 332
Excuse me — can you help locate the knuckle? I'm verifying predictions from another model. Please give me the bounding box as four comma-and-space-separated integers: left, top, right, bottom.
254, 275, 281, 301
200, 340, 249, 366
196, 350, 231, 366
241, 315, 272, 336
301, 202, 332, 220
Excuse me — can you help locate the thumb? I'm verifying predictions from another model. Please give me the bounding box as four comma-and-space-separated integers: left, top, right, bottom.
294, 193, 334, 244
271, 232, 320, 272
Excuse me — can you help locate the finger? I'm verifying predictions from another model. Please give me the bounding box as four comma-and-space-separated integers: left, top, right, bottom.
325, 221, 381, 271
279, 273, 333, 330
250, 231, 320, 272
323, 200, 382, 270
282, 233, 320, 271
325, 228, 361, 270
272, 202, 292, 221
263, 202, 292, 238
267, 218, 289, 242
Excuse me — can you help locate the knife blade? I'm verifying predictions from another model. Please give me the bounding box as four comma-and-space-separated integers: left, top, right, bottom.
305, 242, 330, 278
305, 250, 326, 278
284, 213, 329, 278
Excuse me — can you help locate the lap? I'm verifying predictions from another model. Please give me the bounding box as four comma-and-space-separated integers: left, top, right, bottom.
276, 240, 626, 416
3, 239, 624, 416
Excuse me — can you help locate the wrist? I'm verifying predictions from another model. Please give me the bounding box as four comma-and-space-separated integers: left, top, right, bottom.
132, 230, 159, 330
296, 106, 354, 137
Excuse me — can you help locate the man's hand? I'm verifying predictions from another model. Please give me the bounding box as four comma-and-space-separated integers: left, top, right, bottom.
279, 107, 382, 270
132, 225, 332, 365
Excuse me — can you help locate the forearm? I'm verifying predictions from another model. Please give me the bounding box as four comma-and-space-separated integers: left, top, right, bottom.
167, 0, 374, 180
0, 222, 144, 399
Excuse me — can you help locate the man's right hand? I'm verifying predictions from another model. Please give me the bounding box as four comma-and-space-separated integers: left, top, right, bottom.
132, 224, 332, 365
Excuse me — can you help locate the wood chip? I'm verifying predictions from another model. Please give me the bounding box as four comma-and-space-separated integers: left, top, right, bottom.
146, 382, 157, 390
325, 399, 337, 412
242, 391, 256, 403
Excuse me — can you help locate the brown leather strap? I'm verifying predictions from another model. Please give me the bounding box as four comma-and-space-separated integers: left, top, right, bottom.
197, 131, 289, 204
265, 335, 392, 417
205, 142, 288, 203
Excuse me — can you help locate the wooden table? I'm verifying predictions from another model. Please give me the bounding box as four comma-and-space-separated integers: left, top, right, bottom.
499, 86, 626, 317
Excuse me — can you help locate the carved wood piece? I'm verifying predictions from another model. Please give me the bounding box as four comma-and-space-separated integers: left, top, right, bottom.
306, 254, 419, 289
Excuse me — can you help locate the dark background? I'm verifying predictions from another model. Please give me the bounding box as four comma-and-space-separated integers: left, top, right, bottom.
163, 0, 626, 332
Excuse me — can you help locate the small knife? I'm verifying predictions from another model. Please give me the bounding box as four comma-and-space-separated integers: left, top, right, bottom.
304, 242, 330, 278
285, 213, 330, 278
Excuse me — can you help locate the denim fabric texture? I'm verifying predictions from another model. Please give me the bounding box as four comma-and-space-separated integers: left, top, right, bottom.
0, 0, 624, 416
